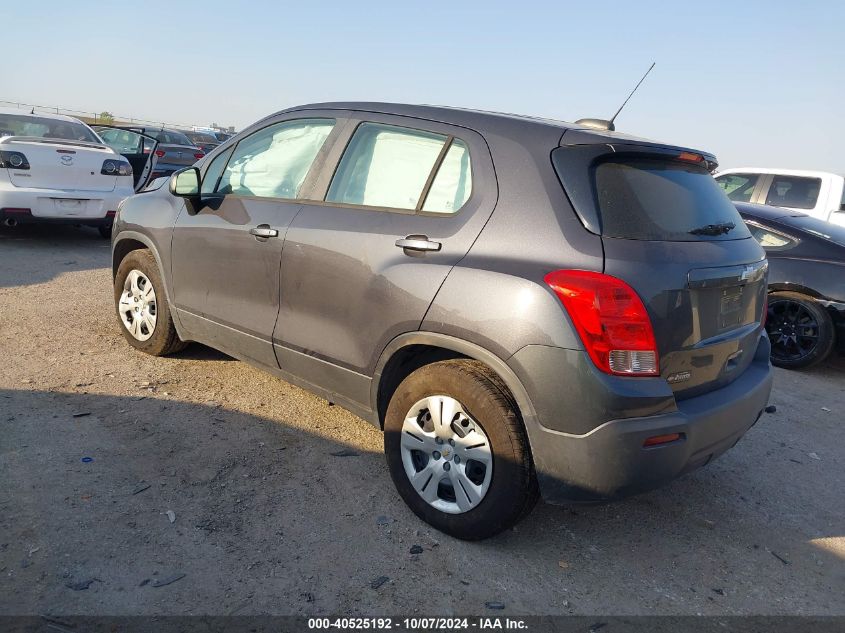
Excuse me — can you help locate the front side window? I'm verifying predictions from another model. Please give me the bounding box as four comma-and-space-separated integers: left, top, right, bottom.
217, 119, 335, 199
201, 147, 235, 195
765, 175, 821, 210
326, 123, 448, 210
716, 173, 759, 202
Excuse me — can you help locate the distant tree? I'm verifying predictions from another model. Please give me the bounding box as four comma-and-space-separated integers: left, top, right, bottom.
98, 111, 115, 124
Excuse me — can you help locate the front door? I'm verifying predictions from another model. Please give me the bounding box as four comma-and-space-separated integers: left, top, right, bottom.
95, 126, 159, 191
170, 117, 339, 368
273, 116, 496, 405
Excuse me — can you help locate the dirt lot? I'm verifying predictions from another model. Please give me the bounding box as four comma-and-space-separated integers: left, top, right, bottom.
1, 224, 843, 616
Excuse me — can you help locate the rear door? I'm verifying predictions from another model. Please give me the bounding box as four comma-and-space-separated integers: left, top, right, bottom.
94, 126, 159, 190
273, 113, 495, 398
170, 116, 339, 368
554, 142, 768, 399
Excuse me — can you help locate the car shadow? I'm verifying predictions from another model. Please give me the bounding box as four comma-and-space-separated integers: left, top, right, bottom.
0, 223, 109, 289
1, 387, 841, 616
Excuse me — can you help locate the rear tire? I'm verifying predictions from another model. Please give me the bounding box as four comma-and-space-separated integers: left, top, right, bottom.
384, 359, 538, 540
766, 291, 835, 369
114, 249, 186, 356
98, 222, 113, 239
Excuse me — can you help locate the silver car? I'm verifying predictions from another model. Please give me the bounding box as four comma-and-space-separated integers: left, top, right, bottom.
111, 102, 773, 539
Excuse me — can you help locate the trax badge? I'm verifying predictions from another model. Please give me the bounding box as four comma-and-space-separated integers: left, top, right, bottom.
667, 371, 692, 384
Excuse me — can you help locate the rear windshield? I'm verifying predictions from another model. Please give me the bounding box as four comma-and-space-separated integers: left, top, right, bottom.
148, 130, 194, 145
0, 113, 99, 143
592, 158, 751, 241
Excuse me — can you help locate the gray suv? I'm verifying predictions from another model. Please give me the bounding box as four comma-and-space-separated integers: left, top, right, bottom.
111, 102, 773, 540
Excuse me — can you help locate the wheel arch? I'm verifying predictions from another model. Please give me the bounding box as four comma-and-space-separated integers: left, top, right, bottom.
112, 230, 184, 338
768, 282, 825, 300
372, 332, 539, 434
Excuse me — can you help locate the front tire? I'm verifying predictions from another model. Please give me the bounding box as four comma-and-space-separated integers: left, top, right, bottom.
384, 360, 538, 540
114, 249, 186, 356
766, 291, 835, 369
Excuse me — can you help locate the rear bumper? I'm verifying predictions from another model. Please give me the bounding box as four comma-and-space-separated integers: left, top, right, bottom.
513, 334, 773, 503
0, 185, 132, 225
0, 207, 114, 227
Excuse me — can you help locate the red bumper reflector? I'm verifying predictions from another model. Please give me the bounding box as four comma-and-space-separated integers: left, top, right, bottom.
2, 208, 31, 214
643, 433, 682, 447
106, 210, 117, 217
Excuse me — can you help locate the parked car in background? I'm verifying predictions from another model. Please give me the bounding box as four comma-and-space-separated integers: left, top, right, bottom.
111, 102, 772, 539
716, 168, 845, 226
96, 126, 204, 180
184, 131, 220, 154
0, 108, 140, 237
737, 202, 845, 369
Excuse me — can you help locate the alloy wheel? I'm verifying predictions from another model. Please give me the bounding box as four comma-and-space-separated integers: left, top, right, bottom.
766, 298, 820, 364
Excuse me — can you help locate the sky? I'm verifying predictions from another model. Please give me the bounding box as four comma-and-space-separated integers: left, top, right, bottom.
4, 1, 843, 173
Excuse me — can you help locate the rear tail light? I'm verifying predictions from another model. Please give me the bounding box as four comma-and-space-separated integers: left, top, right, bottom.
101, 159, 133, 177
544, 270, 659, 376
193, 152, 204, 160
154, 150, 166, 158
0, 151, 30, 170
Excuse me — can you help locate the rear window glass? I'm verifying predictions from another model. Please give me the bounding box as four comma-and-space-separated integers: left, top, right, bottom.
764, 175, 821, 210
0, 113, 99, 143
593, 158, 751, 241
148, 130, 193, 145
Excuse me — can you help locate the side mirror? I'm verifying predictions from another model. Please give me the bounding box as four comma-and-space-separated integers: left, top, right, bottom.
170, 167, 200, 197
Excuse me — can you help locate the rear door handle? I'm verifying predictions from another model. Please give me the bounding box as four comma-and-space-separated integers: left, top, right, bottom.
250, 225, 279, 238
395, 235, 441, 252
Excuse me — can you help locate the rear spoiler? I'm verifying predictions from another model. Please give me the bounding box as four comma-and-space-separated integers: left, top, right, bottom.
0, 135, 109, 151
560, 128, 718, 172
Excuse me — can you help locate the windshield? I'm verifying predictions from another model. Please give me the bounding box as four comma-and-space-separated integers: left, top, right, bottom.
592, 158, 751, 241
0, 113, 100, 143
148, 130, 194, 145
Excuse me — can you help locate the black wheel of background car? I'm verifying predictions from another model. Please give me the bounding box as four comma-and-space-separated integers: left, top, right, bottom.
114, 249, 187, 356
766, 291, 835, 369
384, 359, 538, 540
98, 223, 113, 239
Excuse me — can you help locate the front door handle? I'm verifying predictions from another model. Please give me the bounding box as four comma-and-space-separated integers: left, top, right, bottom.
395, 235, 441, 252
250, 225, 279, 238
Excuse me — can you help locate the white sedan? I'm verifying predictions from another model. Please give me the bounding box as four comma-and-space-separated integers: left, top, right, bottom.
0, 108, 157, 238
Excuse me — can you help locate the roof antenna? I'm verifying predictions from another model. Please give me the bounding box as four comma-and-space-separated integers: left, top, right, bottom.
576, 62, 656, 132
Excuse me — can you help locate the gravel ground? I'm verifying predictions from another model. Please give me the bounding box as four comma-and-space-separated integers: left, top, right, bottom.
1, 223, 843, 616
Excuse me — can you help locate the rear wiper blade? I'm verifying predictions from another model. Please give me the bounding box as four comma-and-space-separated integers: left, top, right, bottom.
689, 222, 735, 236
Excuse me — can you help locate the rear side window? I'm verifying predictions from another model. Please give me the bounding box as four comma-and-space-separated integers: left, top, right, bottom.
327, 123, 446, 210
326, 122, 472, 213
422, 139, 472, 214
592, 158, 751, 241
716, 173, 759, 202
765, 175, 821, 210
217, 119, 334, 199
746, 224, 798, 250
